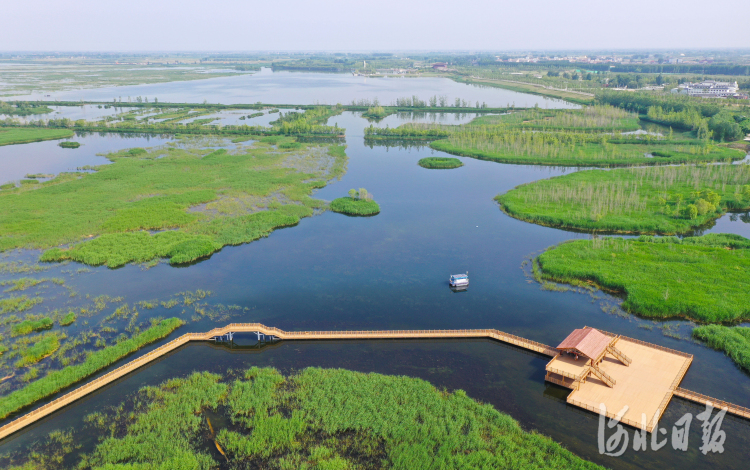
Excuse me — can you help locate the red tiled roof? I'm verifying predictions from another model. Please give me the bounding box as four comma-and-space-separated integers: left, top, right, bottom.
557, 328, 612, 360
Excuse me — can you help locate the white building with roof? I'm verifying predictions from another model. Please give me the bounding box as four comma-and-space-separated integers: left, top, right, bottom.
674, 80, 739, 98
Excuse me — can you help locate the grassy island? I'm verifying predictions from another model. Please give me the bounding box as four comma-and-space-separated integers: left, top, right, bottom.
536, 234, 750, 322
53, 367, 601, 470
418, 156, 463, 169
363, 105, 746, 167
330, 188, 380, 216
362, 105, 393, 120
0, 128, 74, 146
0, 139, 347, 267
497, 164, 750, 235
431, 136, 743, 167
693, 325, 750, 373
58, 141, 80, 148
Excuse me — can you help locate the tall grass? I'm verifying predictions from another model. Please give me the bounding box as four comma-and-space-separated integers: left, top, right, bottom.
1, 139, 347, 266
693, 325, 750, 373
497, 164, 750, 234
537, 235, 750, 322
0, 128, 73, 146
330, 197, 380, 216
417, 157, 463, 169
0, 318, 183, 419
79, 367, 601, 470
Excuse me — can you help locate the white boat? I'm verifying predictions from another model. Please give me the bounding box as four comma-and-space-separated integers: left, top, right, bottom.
449, 273, 469, 287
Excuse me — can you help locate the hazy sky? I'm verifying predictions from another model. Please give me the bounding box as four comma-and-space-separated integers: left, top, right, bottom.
4, 0, 749, 51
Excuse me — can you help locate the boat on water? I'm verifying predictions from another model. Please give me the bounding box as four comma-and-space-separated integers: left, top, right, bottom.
449, 272, 469, 287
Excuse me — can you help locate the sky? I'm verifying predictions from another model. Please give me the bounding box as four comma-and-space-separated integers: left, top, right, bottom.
3, 0, 749, 52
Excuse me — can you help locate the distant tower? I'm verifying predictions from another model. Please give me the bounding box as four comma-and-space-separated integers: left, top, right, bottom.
363, 60, 366, 68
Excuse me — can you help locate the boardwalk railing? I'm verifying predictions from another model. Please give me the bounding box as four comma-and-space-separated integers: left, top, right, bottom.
674, 388, 750, 420
0, 323, 556, 441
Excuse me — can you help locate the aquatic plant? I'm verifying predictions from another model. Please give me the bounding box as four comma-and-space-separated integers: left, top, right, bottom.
497, 164, 750, 234
72, 367, 601, 470
11, 317, 53, 337
0, 318, 183, 419
1, 140, 347, 267
0, 295, 43, 315
59, 311, 76, 326
536, 234, 750, 322
330, 189, 379, 216
0, 128, 73, 146
693, 325, 750, 373
418, 156, 463, 169
58, 141, 80, 149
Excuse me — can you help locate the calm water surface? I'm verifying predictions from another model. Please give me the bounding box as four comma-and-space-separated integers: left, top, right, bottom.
10, 68, 576, 109
0, 107, 748, 468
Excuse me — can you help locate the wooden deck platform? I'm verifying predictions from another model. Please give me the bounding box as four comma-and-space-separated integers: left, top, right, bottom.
0, 323, 746, 440
565, 336, 692, 432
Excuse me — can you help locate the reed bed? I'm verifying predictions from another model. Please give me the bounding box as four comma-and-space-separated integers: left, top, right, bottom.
693, 325, 750, 373
330, 196, 380, 216
70, 367, 602, 470
498, 164, 750, 234
1, 139, 347, 267
417, 156, 463, 169
537, 234, 750, 322
478, 105, 638, 131
0, 318, 183, 419
0, 128, 74, 146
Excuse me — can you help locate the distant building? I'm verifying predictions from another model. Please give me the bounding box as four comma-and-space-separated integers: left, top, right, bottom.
674, 80, 739, 98
432, 62, 448, 70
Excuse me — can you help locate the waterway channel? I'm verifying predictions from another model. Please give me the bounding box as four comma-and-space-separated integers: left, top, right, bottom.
0, 74, 748, 469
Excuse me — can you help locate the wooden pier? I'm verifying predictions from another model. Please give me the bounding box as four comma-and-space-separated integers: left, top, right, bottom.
0, 323, 747, 441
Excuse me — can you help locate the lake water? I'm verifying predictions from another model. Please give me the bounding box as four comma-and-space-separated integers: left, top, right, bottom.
0, 75, 748, 469
10, 68, 575, 109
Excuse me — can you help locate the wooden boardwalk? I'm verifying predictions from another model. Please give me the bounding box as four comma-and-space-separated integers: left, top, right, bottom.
674, 387, 750, 420
0, 323, 555, 440
0, 323, 747, 441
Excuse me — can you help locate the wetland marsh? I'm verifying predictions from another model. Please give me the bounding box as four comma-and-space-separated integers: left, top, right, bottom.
0, 72, 749, 470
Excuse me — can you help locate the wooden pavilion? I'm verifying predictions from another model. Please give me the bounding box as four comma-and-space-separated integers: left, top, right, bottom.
545, 326, 693, 432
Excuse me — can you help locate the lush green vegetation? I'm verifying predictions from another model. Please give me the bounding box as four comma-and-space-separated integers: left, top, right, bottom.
693, 325, 750, 373
362, 106, 393, 120
59, 311, 76, 326
432, 131, 742, 167
11, 317, 53, 337
598, 91, 748, 141
536, 234, 750, 322
418, 156, 463, 169
330, 189, 380, 216
1, 105, 345, 138
0, 295, 42, 315
0, 318, 183, 419
474, 106, 640, 132
0, 101, 53, 116
0, 128, 74, 146
58, 141, 80, 148
364, 105, 745, 167
0, 139, 347, 267
497, 164, 750, 234
75, 367, 600, 470
365, 123, 451, 140
15, 332, 62, 368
